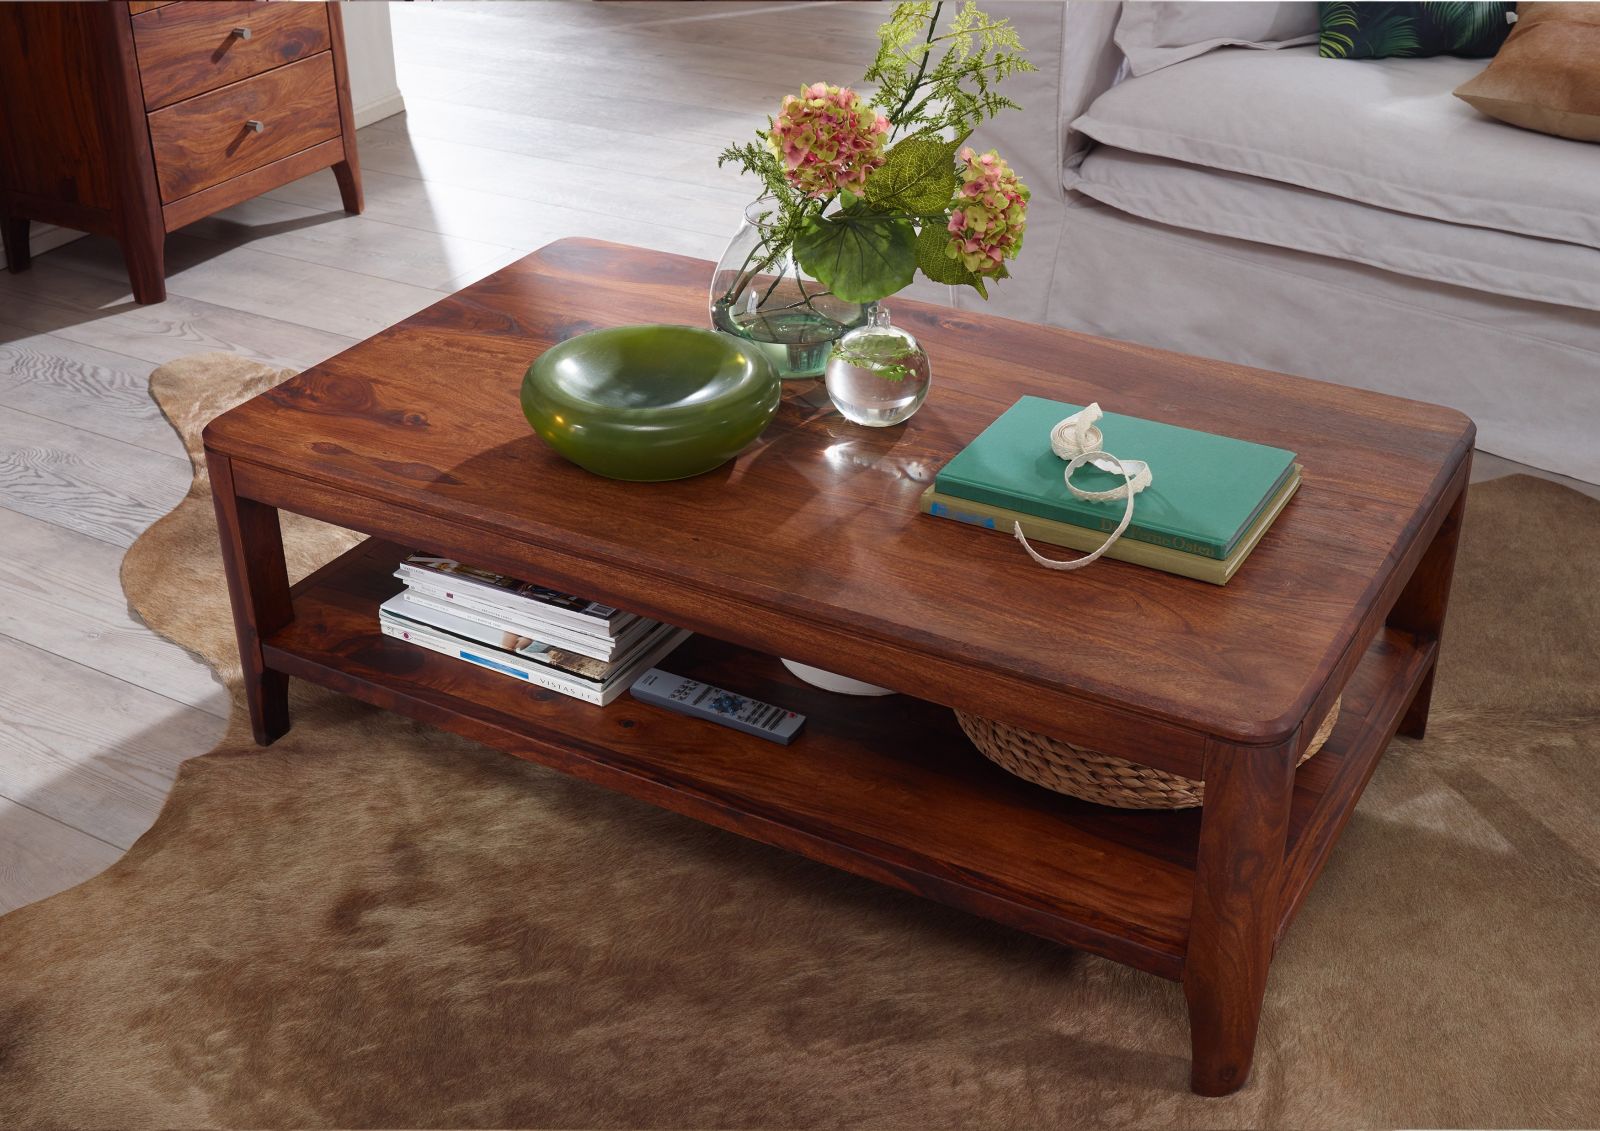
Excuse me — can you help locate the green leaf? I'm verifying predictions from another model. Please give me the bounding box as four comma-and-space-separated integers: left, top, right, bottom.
1319, 30, 1354, 58
914, 222, 987, 299
1422, 1, 1508, 51
1319, 1, 1359, 57
1353, 10, 1422, 57
793, 205, 917, 304
863, 133, 962, 214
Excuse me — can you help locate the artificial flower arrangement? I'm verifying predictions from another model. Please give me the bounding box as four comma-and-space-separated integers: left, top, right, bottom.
718, 1, 1033, 306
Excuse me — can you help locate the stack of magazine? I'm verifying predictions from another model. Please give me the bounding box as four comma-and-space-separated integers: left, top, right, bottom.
379, 554, 691, 705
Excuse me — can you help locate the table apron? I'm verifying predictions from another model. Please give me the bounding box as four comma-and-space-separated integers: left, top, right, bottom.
224, 455, 1217, 779
1298, 454, 1470, 748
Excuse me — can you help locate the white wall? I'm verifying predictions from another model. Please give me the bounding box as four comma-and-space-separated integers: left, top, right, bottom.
1, 2, 404, 269
342, 1, 406, 128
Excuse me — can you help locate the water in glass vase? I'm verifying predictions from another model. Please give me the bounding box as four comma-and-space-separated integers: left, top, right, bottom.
710, 288, 863, 382
824, 307, 931, 427
709, 199, 872, 380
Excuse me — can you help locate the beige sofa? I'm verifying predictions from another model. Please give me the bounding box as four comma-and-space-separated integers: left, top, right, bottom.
963, 2, 1600, 485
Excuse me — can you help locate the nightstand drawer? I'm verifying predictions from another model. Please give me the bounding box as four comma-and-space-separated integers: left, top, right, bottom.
147, 51, 340, 203
132, 0, 330, 110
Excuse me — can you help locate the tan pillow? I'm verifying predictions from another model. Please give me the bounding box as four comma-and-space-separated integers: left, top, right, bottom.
1453, 3, 1600, 141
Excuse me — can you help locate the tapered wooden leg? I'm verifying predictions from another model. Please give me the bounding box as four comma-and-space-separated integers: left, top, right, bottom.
1388, 463, 1468, 739
207, 450, 293, 745
1183, 736, 1296, 1096
333, 158, 363, 215
2, 214, 30, 273
122, 224, 166, 305
325, 2, 363, 216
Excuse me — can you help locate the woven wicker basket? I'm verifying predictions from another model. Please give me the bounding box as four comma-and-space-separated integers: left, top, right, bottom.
955, 697, 1342, 810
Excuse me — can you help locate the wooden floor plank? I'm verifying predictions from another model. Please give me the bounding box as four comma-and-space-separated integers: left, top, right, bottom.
0, 264, 358, 371
0, 797, 121, 915
0, 634, 223, 851
0, 0, 1583, 924
397, 14, 868, 90
371, 99, 756, 195
355, 128, 751, 238
0, 0, 882, 914
396, 60, 753, 143
0, 328, 185, 458
266, 165, 721, 261
40, 233, 448, 341
0, 506, 229, 717
180, 194, 521, 292
0, 410, 189, 548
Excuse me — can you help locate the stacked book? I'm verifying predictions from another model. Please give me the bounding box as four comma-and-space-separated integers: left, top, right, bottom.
379, 554, 691, 705
920, 396, 1301, 585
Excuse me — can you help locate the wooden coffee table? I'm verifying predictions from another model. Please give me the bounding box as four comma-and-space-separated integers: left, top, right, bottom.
204, 239, 1472, 1095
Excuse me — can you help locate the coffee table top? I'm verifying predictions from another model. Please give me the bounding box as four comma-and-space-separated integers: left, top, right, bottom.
204, 239, 1473, 753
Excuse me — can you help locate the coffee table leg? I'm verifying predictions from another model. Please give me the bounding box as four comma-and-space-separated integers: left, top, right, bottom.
206, 449, 293, 745
1183, 736, 1296, 1096
1388, 473, 1468, 739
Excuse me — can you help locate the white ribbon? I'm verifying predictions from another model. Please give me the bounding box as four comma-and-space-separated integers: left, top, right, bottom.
1015, 403, 1152, 572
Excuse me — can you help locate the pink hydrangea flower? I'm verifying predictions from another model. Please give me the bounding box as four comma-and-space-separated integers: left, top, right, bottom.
945, 147, 1029, 275
767, 82, 890, 199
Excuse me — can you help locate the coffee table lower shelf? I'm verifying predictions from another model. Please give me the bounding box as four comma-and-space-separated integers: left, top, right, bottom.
263, 538, 1435, 982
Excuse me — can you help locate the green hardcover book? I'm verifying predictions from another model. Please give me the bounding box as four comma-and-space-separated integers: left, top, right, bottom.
919, 466, 1300, 585
934, 396, 1298, 559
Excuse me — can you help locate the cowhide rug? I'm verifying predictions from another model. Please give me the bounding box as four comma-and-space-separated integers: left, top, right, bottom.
0, 353, 1596, 1128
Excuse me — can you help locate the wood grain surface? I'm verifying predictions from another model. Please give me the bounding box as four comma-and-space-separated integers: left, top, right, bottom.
132, 0, 330, 110
102, 0, 171, 304
204, 238, 1476, 756
0, 506, 228, 715
0, 634, 222, 849
1, 0, 1506, 1084
1183, 733, 1297, 1095
0, 4, 119, 213
0, 796, 121, 916
148, 51, 340, 203
0, 406, 187, 547
202, 238, 1472, 1094
34, 227, 443, 341
0, 263, 359, 370
325, 1, 362, 216
0, 331, 190, 455
161, 137, 343, 231
1, 1, 357, 301
253, 536, 1446, 989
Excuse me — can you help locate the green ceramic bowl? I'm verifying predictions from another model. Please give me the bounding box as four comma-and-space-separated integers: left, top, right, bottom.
521, 324, 781, 482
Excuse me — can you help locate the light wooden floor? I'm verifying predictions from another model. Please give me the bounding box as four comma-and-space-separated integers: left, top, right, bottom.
0, 1, 1593, 913
0, 1, 887, 912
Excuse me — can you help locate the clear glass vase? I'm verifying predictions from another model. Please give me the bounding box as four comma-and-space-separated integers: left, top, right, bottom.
709, 199, 873, 381
823, 306, 931, 427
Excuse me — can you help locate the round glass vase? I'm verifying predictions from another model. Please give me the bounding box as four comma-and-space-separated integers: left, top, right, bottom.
709, 200, 873, 381
823, 306, 931, 427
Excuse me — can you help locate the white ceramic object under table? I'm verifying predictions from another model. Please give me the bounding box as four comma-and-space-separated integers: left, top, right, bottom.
779, 658, 896, 697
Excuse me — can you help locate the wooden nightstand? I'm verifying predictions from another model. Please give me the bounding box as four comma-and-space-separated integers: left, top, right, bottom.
0, 0, 363, 304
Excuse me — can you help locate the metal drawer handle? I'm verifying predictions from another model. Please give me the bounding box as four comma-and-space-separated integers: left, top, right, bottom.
245, 119, 264, 133
231, 25, 252, 40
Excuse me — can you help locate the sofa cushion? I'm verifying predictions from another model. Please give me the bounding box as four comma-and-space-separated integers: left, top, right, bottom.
1454, 2, 1600, 142
1073, 46, 1600, 249
1317, 1, 1514, 59
1114, 2, 1319, 76
1070, 147, 1600, 311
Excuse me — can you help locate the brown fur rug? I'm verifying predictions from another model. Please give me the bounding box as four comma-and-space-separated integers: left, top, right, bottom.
1, 352, 1597, 1129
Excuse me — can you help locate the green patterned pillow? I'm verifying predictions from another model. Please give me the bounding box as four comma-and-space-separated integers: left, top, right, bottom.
1319, 2, 1516, 58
